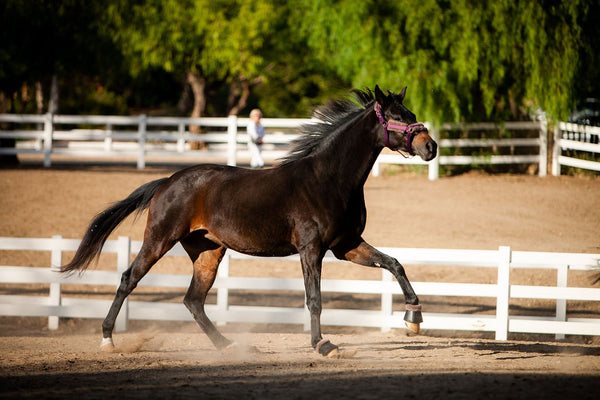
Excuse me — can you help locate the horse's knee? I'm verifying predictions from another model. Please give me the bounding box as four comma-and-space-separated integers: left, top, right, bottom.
389, 259, 405, 274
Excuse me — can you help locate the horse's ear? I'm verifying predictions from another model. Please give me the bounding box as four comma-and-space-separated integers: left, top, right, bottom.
374, 85, 387, 106
398, 86, 407, 103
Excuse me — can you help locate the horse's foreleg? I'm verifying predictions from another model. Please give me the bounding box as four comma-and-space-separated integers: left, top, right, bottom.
183, 246, 233, 350
299, 246, 339, 356
333, 239, 422, 333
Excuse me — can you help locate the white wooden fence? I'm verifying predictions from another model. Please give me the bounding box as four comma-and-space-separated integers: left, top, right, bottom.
0, 113, 305, 169
552, 122, 600, 175
374, 121, 548, 179
1, 236, 599, 341
0, 113, 555, 179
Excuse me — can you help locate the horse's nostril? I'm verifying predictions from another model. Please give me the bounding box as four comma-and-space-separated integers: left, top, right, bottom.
428, 141, 437, 155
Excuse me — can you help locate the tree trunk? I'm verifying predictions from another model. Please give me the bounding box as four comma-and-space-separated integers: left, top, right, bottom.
49, 75, 59, 114
186, 70, 206, 149
187, 70, 206, 130
35, 81, 44, 114
0, 91, 18, 166
177, 81, 192, 115
228, 79, 251, 116
0, 91, 8, 116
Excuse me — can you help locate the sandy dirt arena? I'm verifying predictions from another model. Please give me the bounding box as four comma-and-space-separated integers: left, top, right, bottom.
1, 163, 600, 399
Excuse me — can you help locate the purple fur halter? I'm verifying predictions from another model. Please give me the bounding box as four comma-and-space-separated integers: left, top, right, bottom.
374, 103, 426, 156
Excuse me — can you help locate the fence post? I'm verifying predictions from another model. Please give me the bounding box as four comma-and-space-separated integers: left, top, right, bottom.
428, 126, 440, 180
177, 123, 185, 153
555, 264, 568, 340
43, 112, 54, 168
227, 115, 238, 166
48, 235, 63, 330
115, 236, 131, 332
539, 120, 548, 177
552, 123, 562, 176
372, 158, 381, 177
495, 246, 511, 340
381, 270, 393, 332
104, 123, 113, 152
137, 114, 147, 170
216, 251, 230, 326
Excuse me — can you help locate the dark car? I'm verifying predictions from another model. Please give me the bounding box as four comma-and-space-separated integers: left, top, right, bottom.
569, 98, 600, 126
568, 98, 599, 144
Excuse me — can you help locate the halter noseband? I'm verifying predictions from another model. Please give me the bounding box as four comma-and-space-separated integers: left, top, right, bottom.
374, 102, 426, 157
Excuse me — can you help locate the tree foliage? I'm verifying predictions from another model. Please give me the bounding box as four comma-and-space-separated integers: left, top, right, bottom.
1, 0, 597, 122
105, 0, 277, 116
0, 0, 119, 113
293, 0, 592, 123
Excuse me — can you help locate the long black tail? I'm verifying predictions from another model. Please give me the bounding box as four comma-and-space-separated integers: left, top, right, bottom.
61, 178, 169, 274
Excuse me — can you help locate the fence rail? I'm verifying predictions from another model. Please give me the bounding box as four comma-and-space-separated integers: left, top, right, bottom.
1, 236, 599, 341
552, 122, 600, 175
374, 121, 547, 179
1, 113, 555, 179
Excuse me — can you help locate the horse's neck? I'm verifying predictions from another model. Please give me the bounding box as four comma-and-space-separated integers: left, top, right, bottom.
311, 111, 381, 192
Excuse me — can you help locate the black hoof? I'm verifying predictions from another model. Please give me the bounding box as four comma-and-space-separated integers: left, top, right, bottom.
404, 310, 423, 324
315, 339, 339, 357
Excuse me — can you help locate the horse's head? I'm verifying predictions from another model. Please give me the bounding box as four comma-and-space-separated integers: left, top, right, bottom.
374, 85, 437, 161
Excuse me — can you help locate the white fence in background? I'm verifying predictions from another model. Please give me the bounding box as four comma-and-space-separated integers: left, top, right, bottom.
0, 113, 304, 170
1, 236, 599, 341
374, 121, 547, 179
0, 114, 554, 179
552, 122, 600, 175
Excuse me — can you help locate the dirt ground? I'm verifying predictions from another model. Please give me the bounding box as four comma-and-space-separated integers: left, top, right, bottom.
1, 162, 600, 399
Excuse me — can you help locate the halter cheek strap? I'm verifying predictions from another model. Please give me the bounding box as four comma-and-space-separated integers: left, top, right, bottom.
374, 103, 426, 157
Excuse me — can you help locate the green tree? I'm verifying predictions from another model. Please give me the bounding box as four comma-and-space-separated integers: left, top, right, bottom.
293, 0, 592, 123
0, 0, 118, 114
248, 0, 350, 117
106, 0, 276, 119
2, 0, 597, 124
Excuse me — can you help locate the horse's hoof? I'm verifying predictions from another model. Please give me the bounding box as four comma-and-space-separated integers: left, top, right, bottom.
315, 338, 341, 357
405, 321, 421, 335
100, 337, 115, 352
403, 305, 423, 324
326, 347, 340, 358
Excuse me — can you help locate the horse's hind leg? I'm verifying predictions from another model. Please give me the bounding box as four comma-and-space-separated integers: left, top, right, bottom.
181, 242, 232, 349
101, 239, 176, 351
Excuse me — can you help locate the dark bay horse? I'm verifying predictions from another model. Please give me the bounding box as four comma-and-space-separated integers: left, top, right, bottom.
61, 85, 437, 357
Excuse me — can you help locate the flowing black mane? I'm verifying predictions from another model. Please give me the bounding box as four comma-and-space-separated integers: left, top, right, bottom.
280, 89, 375, 165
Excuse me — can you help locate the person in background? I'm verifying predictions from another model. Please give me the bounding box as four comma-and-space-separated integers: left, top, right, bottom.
247, 108, 265, 168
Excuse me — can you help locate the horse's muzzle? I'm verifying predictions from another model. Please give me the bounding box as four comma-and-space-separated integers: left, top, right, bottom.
414, 135, 437, 161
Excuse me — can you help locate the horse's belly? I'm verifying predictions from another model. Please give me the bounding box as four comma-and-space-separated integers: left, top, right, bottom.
202, 212, 297, 258
205, 231, 297, 257
190, 170, 299, 256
